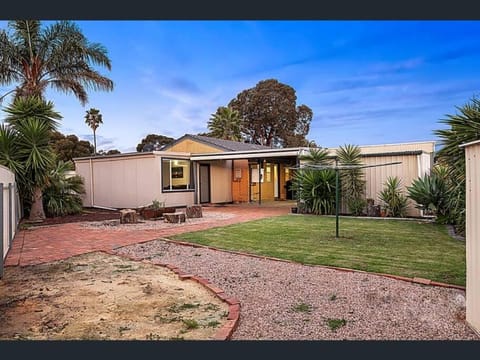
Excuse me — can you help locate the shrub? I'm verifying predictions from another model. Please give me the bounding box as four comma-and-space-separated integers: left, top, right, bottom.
407, 167, 449, 223
43, 161, 85, 217
379, 176, 408, 217
347, 198, 367, 216
292, 169, 337, 215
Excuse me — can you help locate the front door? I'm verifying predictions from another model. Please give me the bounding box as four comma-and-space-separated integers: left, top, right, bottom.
199, 164, 210, 203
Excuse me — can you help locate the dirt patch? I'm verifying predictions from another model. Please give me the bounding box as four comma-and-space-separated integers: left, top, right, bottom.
24, 208, 120, 227
0, 252, 228, 340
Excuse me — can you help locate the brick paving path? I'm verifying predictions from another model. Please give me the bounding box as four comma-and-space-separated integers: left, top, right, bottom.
5, 204, 291, 267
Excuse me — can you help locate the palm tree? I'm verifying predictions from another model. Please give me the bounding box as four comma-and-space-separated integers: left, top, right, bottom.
207, 106, 242, 141
0, 20, 113, 105
43, 160, 85, 217
84, 108, 103, 155
0, 96, 62, 221
299, 147, 332, 165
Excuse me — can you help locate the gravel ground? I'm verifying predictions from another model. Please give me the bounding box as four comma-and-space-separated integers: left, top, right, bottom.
114, 240, 479, 340
81, 211, 236, 231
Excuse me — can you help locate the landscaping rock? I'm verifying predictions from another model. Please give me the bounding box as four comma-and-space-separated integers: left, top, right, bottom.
120, 209, 138, 224
164, 213, 186, 223
186, 205, 203, 218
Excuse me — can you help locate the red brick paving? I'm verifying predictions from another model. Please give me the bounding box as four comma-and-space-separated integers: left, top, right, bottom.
5, 204, 290, 267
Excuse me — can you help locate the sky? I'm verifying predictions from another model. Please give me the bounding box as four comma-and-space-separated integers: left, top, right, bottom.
1, 20, 479, 153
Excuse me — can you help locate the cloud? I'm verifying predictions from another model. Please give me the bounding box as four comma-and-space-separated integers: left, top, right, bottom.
80, 134, 117, 148
426, 43, 480, 63
168, 77, 202, 95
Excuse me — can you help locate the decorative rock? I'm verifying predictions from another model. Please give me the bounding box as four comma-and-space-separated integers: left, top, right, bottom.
186, 205, 203, 218
119, 209, 138, 224
164, 213, 186, 223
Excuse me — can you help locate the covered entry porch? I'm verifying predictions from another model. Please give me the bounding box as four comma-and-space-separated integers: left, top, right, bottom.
191, 148, 304, 205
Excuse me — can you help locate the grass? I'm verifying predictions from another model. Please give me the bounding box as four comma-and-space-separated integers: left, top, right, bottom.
292, 302, 313, 313
182, 319, 199, 330
326, 318, 347, 331
171, 215, 466, 286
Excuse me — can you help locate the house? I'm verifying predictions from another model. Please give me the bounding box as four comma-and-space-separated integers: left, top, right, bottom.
73, 135, 435, 216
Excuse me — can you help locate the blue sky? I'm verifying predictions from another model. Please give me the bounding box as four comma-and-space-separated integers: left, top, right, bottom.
1, 20, 479, 152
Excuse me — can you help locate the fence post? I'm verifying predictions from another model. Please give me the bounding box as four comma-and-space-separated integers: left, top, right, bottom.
0, 182, 4, 279
8, 183, 12, 247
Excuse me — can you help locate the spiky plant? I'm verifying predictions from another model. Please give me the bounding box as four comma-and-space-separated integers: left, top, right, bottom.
434, 96, 480, 235
336, 144, 366, 215
292, 168, 337, 215
407, 165, 449, 223
43, 160, 85, 217
0, 96, 61, 221
379, 176, 408, 218
207, 106, 242, 141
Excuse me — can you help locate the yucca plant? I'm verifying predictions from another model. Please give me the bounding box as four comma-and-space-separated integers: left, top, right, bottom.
433, 96, 480, 235
379, 176, 408, 217
0, 96, 61, 221
43, 160, 85, 217
291, 168, 337, 215
407, 165, 449, 223
336, 144, 366, 215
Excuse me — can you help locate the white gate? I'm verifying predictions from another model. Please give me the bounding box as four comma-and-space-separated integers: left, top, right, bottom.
0, 165, 21, 278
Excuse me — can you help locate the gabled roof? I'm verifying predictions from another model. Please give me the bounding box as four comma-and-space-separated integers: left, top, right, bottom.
162, 134, 272, 152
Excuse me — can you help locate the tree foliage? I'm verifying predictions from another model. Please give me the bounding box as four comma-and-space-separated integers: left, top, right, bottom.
207, 106, 241, 141
136, 134, 174, 152
292, 147, 336, 215
0, 20, 113, 105
0, 96, 62, 221
228, 79, 313, 147
336, 144, 366, 215
43, 160, 85, 217
84, 108, 102, 155
379, 176, 408, 218
49, 131, 94, 162
407, 165, 449, 223
433, 96, 480, 235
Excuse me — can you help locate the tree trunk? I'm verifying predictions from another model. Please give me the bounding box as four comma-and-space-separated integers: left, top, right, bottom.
93, 129, 97, 155
29, 187, 46, 222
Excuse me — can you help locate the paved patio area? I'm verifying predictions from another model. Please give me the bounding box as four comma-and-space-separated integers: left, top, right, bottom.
5, 203, 291, 267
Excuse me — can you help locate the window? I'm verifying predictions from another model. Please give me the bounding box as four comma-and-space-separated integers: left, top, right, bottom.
162, 158, 194, 191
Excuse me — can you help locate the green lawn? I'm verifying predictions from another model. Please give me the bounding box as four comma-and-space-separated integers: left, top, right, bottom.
171, 215, 466, 286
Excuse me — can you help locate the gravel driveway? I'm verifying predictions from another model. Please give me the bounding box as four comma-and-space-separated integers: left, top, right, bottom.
114, 239, 479, 340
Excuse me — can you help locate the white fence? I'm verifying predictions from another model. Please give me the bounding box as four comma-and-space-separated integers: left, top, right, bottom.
0, 165, 21, 278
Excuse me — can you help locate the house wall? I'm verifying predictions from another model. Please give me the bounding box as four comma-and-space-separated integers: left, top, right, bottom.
74, 153, 195, 209
209, 160, 233, 203
362, 154, 422, 217
1, 165, 19, 272
165, 139, 222, 154
232, 159, 250, 203
326, 141, 436, 156
465, 141, 480, 335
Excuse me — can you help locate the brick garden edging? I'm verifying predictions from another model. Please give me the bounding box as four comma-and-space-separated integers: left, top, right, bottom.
156, 238, 466, 291
102, 249, 240, 340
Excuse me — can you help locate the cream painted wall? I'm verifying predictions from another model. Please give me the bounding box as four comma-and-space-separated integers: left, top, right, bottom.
209, 160, 233, 203
75, 153, 194, 209
465, 142, 480, 335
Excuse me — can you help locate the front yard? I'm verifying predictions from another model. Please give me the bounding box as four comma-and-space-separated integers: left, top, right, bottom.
171, 215, 466, 286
